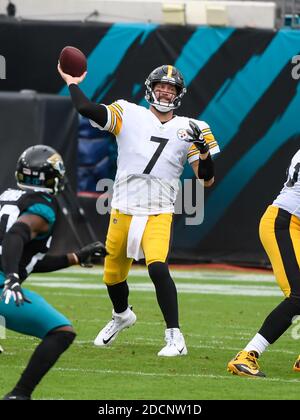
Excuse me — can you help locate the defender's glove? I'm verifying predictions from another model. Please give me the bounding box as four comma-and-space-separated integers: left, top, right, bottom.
74, 241, 107, 266
0, 273, 31, 306
186, 121, 209, 154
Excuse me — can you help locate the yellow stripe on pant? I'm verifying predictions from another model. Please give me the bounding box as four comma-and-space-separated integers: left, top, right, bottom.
104, 210, 173, 285
259, 205, 300, 297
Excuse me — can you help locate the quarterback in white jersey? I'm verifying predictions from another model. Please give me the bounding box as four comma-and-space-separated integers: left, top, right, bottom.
228, 149, 300, 377
90, 98, 219, 215
58, 63, 219, 357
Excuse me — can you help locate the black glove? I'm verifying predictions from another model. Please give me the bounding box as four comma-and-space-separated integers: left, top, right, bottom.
75, 241, 107, 266
0, 273, 31, 307
186, 121, 209, 154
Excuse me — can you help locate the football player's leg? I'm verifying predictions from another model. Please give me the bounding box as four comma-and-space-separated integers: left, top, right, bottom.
258, 208, 300, 343
94, 210, 136, 347
143, 214, 176, 325
0, 288, 75, 399
228, 206, 300, 376
143, 214, 186, 356
274, 210, 300, 372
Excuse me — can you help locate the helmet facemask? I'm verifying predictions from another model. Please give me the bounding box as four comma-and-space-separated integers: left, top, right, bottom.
145, 65, 186, 113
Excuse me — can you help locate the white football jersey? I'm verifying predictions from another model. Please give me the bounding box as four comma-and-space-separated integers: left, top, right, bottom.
90, 100, 220, 215
273, 149, 300, 218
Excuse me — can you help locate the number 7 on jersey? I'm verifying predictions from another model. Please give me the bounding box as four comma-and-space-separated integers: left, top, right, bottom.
143, 136, 169, 175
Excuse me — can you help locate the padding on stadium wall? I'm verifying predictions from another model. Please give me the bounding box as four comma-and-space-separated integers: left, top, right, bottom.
1, 20, 300, 266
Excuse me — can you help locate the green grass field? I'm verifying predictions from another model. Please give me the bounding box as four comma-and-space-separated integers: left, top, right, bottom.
1, 266, 300, 400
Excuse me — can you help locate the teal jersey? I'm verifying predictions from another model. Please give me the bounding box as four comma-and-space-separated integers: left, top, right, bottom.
0, 188, 58, 281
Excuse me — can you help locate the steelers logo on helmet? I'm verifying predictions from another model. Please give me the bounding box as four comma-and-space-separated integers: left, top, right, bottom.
145, 65, 187, 113
15, 145, 65, 195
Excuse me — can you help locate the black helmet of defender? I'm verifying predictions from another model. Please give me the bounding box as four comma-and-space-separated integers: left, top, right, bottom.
145, 65, 186, 113
15, 145, 65, 195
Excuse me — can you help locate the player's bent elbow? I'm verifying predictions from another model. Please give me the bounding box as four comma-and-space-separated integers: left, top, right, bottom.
204, 177, 214, 188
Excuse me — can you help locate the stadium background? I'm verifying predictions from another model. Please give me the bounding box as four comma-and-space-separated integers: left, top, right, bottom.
2, 1, 300, 402
1, 19, 300, 265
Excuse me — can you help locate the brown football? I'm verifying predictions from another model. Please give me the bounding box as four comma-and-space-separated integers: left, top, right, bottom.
59, 46, 87, 77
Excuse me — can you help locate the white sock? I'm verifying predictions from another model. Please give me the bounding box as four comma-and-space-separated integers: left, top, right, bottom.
113, 307, 130, 316
244, 333, 270, 356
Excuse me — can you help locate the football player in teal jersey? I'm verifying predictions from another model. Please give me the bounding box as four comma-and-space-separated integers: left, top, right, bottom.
0, 145, 106, 400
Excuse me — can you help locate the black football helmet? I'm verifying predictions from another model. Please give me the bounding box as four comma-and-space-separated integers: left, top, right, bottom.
145, 65, 186, 112
15, 145, 65, 195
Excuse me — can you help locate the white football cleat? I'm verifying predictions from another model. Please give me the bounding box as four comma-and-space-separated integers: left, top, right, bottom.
94, 306, 136, 347
0, 344, 3, 354
158, 328, 187, 357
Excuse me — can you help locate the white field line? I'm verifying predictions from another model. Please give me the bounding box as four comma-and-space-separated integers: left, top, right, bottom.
33, 292, 108, 298
27, 277, 279, 290
43, 367, 300, 384
30, 268, 275, 283
1, 364, 298, 385
75, 338, 299, 356
27, 281, 282, 297
28, 275, 275, 285
5, 335, 297, 356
